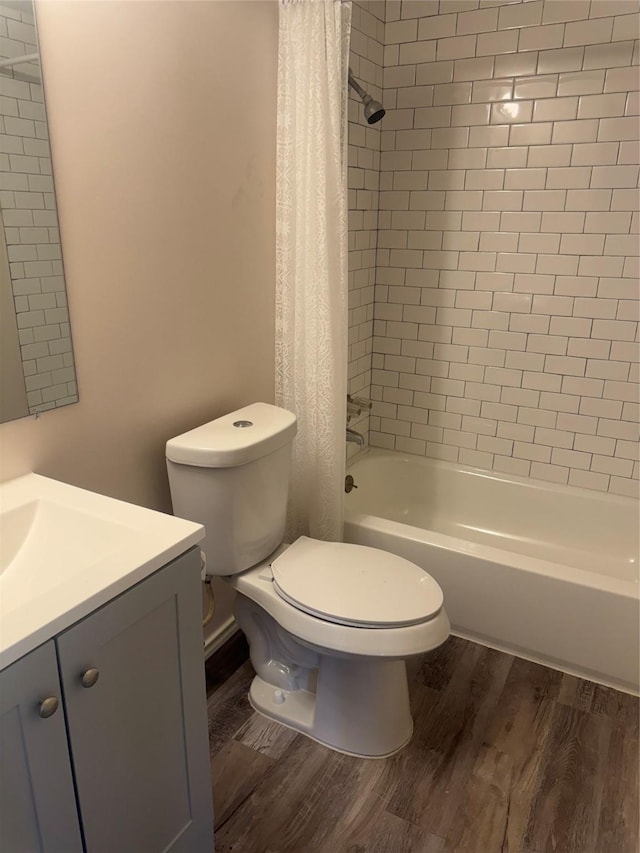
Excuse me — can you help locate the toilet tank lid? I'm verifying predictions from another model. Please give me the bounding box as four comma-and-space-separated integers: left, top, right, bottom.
166, 403, 297, 468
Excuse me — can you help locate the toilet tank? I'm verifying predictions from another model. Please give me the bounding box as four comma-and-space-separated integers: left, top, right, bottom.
166, 403, 297, 576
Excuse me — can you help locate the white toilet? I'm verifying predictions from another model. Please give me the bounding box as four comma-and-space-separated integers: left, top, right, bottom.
166, 402, 449, 758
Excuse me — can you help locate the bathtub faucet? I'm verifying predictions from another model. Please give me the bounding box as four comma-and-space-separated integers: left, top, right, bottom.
346, 427, 365, 446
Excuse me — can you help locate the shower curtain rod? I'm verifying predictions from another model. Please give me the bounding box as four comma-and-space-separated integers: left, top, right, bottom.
0, 53, 39, 69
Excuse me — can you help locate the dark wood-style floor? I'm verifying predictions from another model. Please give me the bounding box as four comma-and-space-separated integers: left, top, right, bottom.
206, 634, 639, 853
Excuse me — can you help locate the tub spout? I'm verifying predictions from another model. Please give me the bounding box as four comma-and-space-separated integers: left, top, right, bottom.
346, 427, 365, 446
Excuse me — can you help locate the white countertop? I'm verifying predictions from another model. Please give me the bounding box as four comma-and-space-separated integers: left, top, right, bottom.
0, 473, 204, 671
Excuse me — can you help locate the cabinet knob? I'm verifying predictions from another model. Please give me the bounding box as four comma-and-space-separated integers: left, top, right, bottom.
39, 697, 59, 718
81, 668, 100, 688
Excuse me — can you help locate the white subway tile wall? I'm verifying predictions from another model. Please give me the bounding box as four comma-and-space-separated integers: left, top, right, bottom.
348, 0, 639, 495
0, 3, 77, 413
348, 1, 385, 456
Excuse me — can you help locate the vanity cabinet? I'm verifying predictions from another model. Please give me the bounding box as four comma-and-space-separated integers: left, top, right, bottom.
0, 640, 84, 853
0, 547, 214, 853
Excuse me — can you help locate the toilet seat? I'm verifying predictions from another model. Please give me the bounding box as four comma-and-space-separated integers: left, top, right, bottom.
228, 552, 450, 660
271, 536, 443, 629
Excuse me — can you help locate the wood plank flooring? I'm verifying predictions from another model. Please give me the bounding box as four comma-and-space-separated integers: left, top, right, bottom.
206, 635, 639, 853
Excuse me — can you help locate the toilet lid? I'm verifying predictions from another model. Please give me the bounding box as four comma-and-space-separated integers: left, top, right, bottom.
271, 536, 443, 628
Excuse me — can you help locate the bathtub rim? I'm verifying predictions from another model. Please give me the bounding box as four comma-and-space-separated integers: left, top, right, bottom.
346, 447, 639, 592
344, 509, 638, 600
347, 446, 639, 512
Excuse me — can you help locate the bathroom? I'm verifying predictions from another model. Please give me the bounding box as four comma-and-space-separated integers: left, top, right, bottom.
0, 0, 638, 851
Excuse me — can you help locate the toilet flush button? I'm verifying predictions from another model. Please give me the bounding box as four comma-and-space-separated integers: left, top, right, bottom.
273, 689, 285, 704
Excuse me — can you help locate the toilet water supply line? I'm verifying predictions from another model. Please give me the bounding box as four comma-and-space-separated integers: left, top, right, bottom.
201, 549, 216, 629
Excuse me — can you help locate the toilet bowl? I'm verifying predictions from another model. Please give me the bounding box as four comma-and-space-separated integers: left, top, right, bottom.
166, 403, 449, 757
229, 537, 449, 757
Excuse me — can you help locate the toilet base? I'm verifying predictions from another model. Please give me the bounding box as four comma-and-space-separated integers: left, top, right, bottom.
248, 654, 414, 758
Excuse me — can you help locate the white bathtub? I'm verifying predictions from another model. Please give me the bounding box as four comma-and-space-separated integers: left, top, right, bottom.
344, 449, 640, 694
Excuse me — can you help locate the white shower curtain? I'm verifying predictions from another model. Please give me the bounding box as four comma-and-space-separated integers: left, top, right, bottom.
275, 0, 351, 542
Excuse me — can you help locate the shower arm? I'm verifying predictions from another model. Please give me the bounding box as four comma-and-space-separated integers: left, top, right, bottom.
348, 68, 369, 102
347, 67, 385, 125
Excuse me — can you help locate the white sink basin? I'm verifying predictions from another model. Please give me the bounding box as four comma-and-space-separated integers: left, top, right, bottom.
1, 499, 134, 611
0, 473, 204, 670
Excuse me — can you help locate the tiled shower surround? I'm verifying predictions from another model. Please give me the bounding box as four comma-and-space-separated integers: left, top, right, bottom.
347, 1, 385, 451
348, 0, 639, 496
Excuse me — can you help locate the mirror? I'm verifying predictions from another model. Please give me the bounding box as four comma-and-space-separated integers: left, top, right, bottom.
0, 0, 77, 423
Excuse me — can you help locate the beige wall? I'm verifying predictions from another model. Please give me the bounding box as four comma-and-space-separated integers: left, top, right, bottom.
0, 1, 278, 512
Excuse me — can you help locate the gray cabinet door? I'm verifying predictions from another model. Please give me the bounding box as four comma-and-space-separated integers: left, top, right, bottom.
57, 548, 214, 853
0, 641, 83, 853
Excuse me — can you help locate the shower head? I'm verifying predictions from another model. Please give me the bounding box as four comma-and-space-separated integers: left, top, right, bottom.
348, 68, 385, 125
362, 95, 386, 125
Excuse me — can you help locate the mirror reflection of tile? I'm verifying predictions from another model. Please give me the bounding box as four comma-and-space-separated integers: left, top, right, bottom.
0, 0, 77, 423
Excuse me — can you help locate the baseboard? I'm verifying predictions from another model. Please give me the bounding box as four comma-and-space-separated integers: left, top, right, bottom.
203, 616, 239, 660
